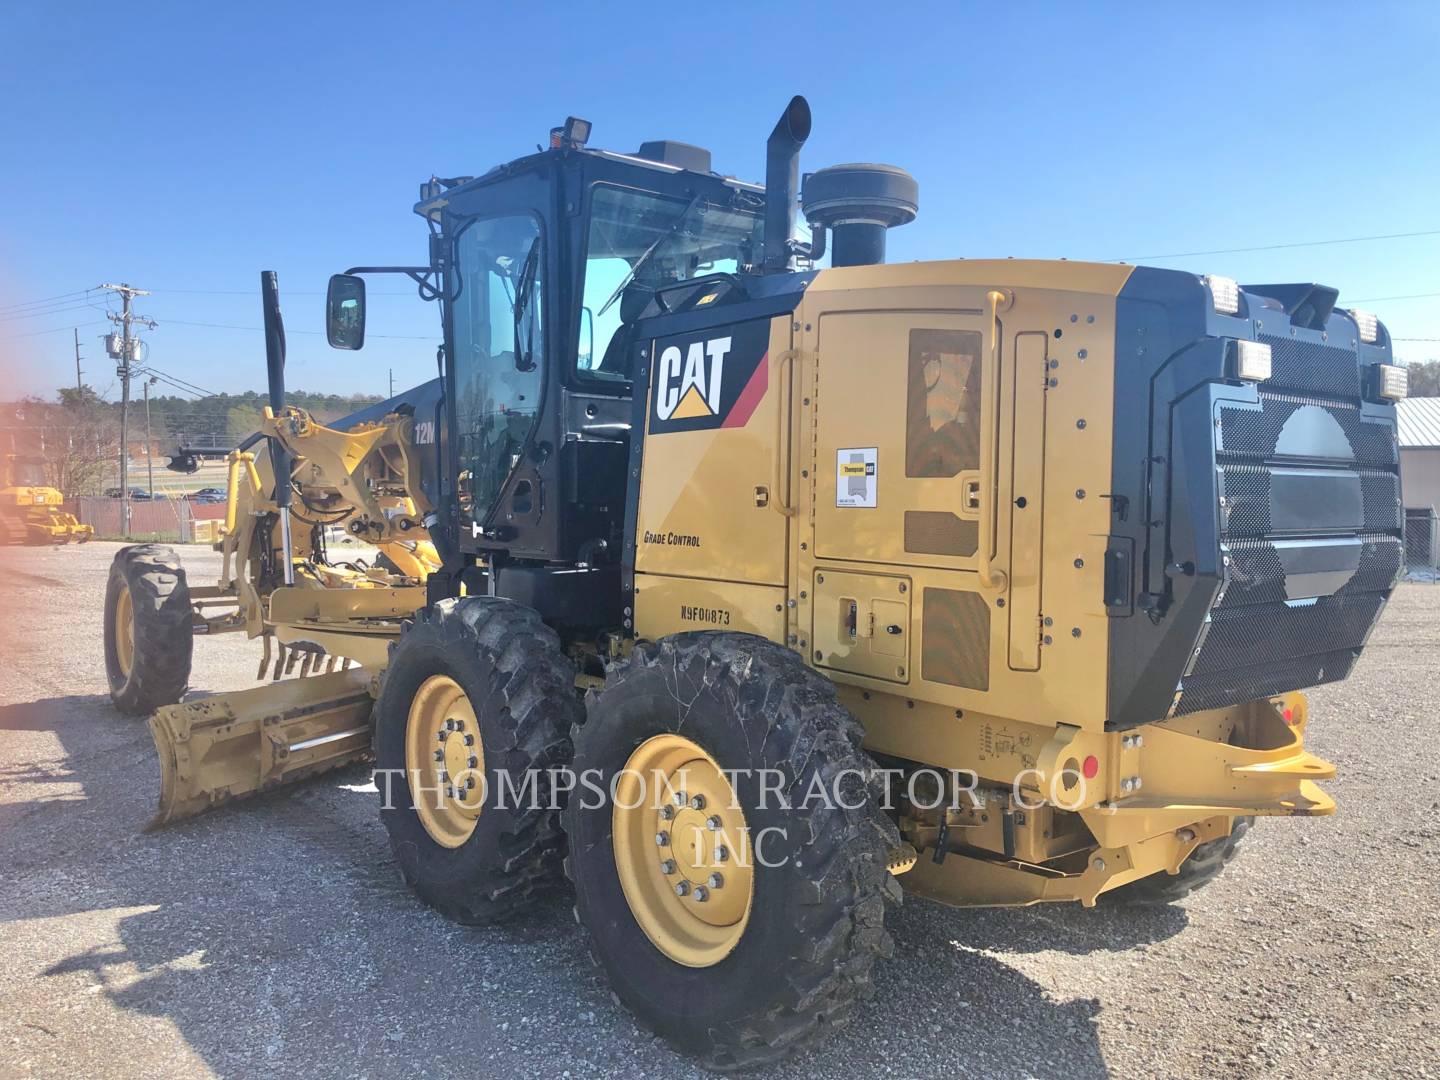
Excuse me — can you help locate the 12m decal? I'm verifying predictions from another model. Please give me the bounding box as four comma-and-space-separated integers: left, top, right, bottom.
648, 318, 772, 435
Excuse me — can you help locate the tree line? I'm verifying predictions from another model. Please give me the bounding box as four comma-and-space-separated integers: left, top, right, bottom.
4, 386, 382, 500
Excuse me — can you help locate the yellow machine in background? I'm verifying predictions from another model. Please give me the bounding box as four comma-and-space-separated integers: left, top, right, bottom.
0, 454, 92, 545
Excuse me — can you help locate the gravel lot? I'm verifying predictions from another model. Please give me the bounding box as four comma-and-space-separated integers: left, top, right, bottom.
1, 541, 1436, 1079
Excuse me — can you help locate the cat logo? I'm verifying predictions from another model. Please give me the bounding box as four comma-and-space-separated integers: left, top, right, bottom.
648, 318, 772, 436
655, 337, 731, 421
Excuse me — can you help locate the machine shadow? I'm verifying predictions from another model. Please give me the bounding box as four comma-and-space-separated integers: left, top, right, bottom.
6, 692, 1138, 1077
13, 737, 1141, 1079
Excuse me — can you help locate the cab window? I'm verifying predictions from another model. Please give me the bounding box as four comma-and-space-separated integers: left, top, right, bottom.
450, 212, 544, 526
577, 186, 761, 381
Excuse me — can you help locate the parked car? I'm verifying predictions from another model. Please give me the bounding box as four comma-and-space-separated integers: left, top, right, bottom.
104, 487, 152, 500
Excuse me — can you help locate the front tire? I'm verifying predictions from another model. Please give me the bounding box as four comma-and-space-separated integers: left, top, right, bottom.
373, 597, 581, 924
565, 633, 900, 1071
103, 544, 193, 714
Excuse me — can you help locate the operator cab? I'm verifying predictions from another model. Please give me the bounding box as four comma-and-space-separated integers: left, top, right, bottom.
325, 105, 814, 625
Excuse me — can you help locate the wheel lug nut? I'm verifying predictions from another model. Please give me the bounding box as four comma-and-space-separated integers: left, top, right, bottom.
468, 755, 478, 769
692, 885, 709, 903
660, 859, 677, 875
714, 845, 728, 862
464, 733, 475, 746
672, 790, 688, 808
659, 805, 675, 821
706, 816, 722, 832
436, 730, 447, 743
433, 749, 445, 762
674, 881, 691, 897
655, 831, 670, 847
689, 794, 706, 811
445, 785, 456, 799
465, 776, 476, 789
707, 873, 724, 889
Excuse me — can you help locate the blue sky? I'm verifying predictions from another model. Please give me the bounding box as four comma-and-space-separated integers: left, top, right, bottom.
2, 1, 1437, 405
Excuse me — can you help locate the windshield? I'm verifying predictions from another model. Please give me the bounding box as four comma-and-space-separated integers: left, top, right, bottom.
11, 461, 46, 486
578, 186, 761, 379
450, 213, 545, 528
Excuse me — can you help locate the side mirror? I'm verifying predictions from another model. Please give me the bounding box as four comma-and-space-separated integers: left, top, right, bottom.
326, 274, 366, 350
578, 307, 594, 369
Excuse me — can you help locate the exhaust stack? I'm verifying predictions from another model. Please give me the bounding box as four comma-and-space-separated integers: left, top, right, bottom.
762, 96, 812, 272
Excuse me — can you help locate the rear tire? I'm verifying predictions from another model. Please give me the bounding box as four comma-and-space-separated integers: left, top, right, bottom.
564, 633, 901, 1071
373, 597, 581, 925
104, 544, 193, 714
1106, 816, 1255, 905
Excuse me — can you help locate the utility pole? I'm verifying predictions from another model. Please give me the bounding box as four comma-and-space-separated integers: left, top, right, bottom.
73, 328, 84, 390
143, 377, 156, 497
100, 283, 155, 536
389, 368, 395, 398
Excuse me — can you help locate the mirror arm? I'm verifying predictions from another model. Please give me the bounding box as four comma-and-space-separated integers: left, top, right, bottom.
344, 265, 444, 302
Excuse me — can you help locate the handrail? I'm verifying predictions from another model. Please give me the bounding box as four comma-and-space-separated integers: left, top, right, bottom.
772, 349, 798, 516
978, 290, 1010, 591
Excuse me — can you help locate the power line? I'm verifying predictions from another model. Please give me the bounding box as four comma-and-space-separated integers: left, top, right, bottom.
145, 366, 219, 397
0, 299, 114, 322
0, 319, 108, 341
0, 288, 101, 313
1347, 291, 1440, 304
1113, 228, 1440, 263
158, 316, 435, 340
151, 286, 413, 297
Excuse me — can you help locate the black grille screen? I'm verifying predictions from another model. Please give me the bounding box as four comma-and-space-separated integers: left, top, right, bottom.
1172, 343, 1400, 717
1217, 393, 1397, 467
1259, 334, 1360, 397
1176, 650, 1359, 717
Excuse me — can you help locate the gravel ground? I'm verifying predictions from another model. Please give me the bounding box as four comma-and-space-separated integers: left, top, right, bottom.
1, 541, 1436, 1079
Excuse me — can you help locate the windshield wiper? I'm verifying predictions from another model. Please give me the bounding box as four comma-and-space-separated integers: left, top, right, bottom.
512, 237, 541, 371
596, 193, 704, 319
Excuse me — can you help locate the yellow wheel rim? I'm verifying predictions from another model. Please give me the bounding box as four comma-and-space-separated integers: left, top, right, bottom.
114, 584, 135, 678
612, 734, 754, 968
404, 674, 485, 848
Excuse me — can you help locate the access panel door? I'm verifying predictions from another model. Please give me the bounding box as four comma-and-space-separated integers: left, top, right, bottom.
812, 312, 988, 572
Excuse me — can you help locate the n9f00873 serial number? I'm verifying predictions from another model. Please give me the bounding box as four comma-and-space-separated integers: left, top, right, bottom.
680, 605, 730, 626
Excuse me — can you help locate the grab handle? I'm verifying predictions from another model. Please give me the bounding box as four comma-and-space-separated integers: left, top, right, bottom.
772, 349, 797, 516
978, 290, 1010, 592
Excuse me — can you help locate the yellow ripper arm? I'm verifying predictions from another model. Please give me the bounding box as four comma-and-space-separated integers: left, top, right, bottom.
147, 667, 376, 829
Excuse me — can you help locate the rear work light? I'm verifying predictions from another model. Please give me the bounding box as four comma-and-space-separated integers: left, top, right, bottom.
1350, 309, 1379, 344
1376, 363, 1408, 400
1205, 275, 1241, 315
1234, 339, 1272, 382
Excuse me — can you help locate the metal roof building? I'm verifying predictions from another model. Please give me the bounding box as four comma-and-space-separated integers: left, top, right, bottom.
1399, 401, 1440, 542
1398, 397, 1440, 450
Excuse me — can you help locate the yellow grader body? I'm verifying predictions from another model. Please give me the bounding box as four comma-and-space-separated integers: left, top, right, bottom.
101, 98, 1404, 1068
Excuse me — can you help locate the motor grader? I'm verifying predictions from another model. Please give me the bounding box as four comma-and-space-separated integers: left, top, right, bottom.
102, 97, 1407, 1069
1, 453, 92, 544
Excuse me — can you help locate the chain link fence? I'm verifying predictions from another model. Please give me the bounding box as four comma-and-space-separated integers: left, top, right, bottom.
74, 497, 198, 543
1404, 508, 1439, 582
